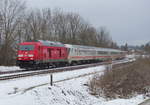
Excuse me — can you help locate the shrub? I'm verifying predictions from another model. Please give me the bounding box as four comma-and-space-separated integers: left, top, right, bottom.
89, 58, 150, 99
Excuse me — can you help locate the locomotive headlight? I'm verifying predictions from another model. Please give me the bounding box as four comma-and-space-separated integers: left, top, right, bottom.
18, 58, 22, 60
28, 54, 34, 57
18, 54, 23, 57
30, 58, 33, 60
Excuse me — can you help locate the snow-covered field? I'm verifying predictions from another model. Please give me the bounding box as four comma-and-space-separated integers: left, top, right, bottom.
0, 63, 145, 105
0, 66, 22, 72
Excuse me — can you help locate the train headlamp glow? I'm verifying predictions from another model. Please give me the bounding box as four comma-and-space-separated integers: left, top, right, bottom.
18, 58, 22, 60
30, 58, 33, 60
18, 54, 23, 57
28, 54, 34, 57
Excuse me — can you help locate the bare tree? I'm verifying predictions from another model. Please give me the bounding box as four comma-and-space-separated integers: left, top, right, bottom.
0, 0, 26, 65
78, 24, 97, 46
25, 10, 43, 40
0, 12, 3, 45
66, 13, 83, 44
96, 27, 113, 47
144, 42, 150, 53
52, 9, 67, 42
0, 3, 119, 65
23, 9, 53, 41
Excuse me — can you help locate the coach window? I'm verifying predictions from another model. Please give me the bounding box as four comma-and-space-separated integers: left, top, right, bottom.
111, 52, 117, 54
78, 50, 80, 55
98, 51, 107, 55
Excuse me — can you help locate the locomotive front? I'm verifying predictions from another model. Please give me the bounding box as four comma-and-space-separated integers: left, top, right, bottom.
17, 42, 40, 68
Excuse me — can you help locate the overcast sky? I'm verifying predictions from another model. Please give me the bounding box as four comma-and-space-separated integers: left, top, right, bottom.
26, 0, 150, 46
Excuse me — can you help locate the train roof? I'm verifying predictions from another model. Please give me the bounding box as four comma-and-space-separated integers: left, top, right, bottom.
65, 44, 94, 49
21, 40, 65, 47
38, 40, 65, 47
65, 44, 124, 52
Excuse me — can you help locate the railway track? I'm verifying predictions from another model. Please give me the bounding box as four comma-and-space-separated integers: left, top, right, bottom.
0, 59, 133, 81
0, 58, 131, 75
0, 62, 108, 75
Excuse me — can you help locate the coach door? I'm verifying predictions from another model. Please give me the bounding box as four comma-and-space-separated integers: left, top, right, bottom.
57, 49, 61, 58
49, 48, 56, 59
38, 46, 41, 60
38, 46, 43, 60
48, 48, 52, 59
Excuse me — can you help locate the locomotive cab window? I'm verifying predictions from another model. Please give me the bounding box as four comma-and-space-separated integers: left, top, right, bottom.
19, 45, 34, 51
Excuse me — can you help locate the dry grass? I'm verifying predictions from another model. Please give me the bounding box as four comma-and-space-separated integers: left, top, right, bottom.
89, 58, 150, 99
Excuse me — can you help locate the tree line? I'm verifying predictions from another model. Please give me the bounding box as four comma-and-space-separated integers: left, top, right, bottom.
0, 0, 118, 65
142, 42, 150, 54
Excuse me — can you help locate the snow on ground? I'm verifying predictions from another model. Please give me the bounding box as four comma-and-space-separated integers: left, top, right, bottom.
0, 64, 145, 105
0, 66, 105, 102
126, 54, 136, 59
0, 66, 22, 72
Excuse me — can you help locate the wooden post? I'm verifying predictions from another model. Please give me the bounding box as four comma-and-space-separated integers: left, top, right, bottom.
107, 58, 112, 70
50, 74, 53, 86
110, 58, 112, 70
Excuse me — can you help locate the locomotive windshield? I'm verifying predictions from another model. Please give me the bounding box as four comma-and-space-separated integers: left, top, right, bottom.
19, 45, 34, 51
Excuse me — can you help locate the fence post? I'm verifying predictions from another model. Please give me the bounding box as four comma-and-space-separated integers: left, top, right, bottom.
50, 74, 53, 86
110, 58, 112, 70
107, 59, 112, 70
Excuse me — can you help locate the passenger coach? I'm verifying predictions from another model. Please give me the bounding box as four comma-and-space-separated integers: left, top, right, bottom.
65, 44, 125, 65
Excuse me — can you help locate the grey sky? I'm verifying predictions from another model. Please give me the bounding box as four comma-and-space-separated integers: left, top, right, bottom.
26, 0, 150, 45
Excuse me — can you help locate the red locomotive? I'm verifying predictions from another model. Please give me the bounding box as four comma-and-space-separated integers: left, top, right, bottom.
17, 40, 68, 69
